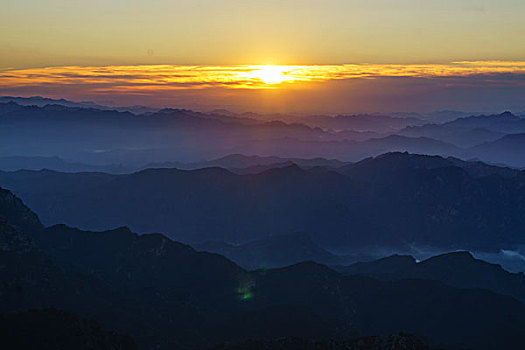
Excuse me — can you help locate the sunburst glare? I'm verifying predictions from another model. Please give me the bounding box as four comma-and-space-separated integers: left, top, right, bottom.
243, 65, 296, 85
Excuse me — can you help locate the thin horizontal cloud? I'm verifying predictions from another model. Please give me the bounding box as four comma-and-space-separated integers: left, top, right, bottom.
2, 62, 525, 114
2, 61, 525, 92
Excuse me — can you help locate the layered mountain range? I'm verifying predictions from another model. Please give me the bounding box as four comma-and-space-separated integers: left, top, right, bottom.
2, 153, 524, 257
2, 96, 525, 349
1, 186, 525, 349
2, 98, 525, 168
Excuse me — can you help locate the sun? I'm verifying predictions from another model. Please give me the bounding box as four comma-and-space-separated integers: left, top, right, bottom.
237, 65, 305, 87
255, 66, 288, 84
247, 65, 291, 84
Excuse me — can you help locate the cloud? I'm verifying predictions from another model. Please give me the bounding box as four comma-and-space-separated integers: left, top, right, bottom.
3, 61, 525, 90
2, 62, 525, 113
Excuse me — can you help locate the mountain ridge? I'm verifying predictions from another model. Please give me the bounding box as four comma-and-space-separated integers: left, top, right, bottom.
2, 186, 525, 349
2, 152, 525, 252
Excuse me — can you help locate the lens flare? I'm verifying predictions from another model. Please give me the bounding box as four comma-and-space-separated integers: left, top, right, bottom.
236, 277, 255, 301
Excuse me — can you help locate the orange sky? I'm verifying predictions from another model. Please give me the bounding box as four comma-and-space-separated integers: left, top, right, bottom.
1, 62, 525, 113
2, 1, 525, 113
3, 1, 525, 69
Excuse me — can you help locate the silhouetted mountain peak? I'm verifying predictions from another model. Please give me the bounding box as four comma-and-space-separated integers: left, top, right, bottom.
377, 254, 416, 264
103, 226, 136, 237
342, 152, 516, 182
499, 111, 515, 117
341, 152, 455, 177
375, 152, 450, 166
0, 187, 43, 233
274, 260, 338, 276
420, 251, 477, 266
41, 104, 76, 111
412, 250, 518, 283
157, 107, 192, 113
451, 111, 521, 125
365, 152, 451, 166
339, 254, 417, 276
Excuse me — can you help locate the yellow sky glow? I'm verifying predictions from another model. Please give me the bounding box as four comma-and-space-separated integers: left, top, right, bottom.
2, 62, 525, 94
2, 61, 525, 113
0, 61, 525, 90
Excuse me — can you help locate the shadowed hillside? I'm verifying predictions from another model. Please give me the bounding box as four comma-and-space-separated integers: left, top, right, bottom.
2, 186, 525, 349
0, 309, 137, 350
2, 153, 525, 253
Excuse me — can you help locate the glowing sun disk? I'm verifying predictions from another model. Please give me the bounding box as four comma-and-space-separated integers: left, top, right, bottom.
247, 65, 292, 84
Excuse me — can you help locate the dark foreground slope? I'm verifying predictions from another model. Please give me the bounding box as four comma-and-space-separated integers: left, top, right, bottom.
212, 333, 436, 350
2, 153, 525, 252
2, 187, 525, 349
0, 190, 253, 349
0, 309, 137, 350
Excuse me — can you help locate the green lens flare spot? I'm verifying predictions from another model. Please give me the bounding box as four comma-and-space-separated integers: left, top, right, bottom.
236, 279, 255, 301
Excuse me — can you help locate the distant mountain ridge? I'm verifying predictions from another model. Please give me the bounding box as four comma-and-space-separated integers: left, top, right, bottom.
467, 133, 525, 168
297, 113, 426, 133
0, 96, 158, 114
337, 251, 525, 303
2, 152, 525, 253
1, 101, 397, 164
194, 232, 349, 270
3, 99, 525, 167
143, 154, 351, 173
398, 112, 525, 147
0, 154, 350, 174
4, 95, 525, 349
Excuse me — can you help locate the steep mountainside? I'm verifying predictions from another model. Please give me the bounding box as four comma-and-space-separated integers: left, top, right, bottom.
0, 309, 137, 350
1, 187, 525, 349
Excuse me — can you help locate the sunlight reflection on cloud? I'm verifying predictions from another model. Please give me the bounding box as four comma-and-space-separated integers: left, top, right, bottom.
2, 61, 525, 92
